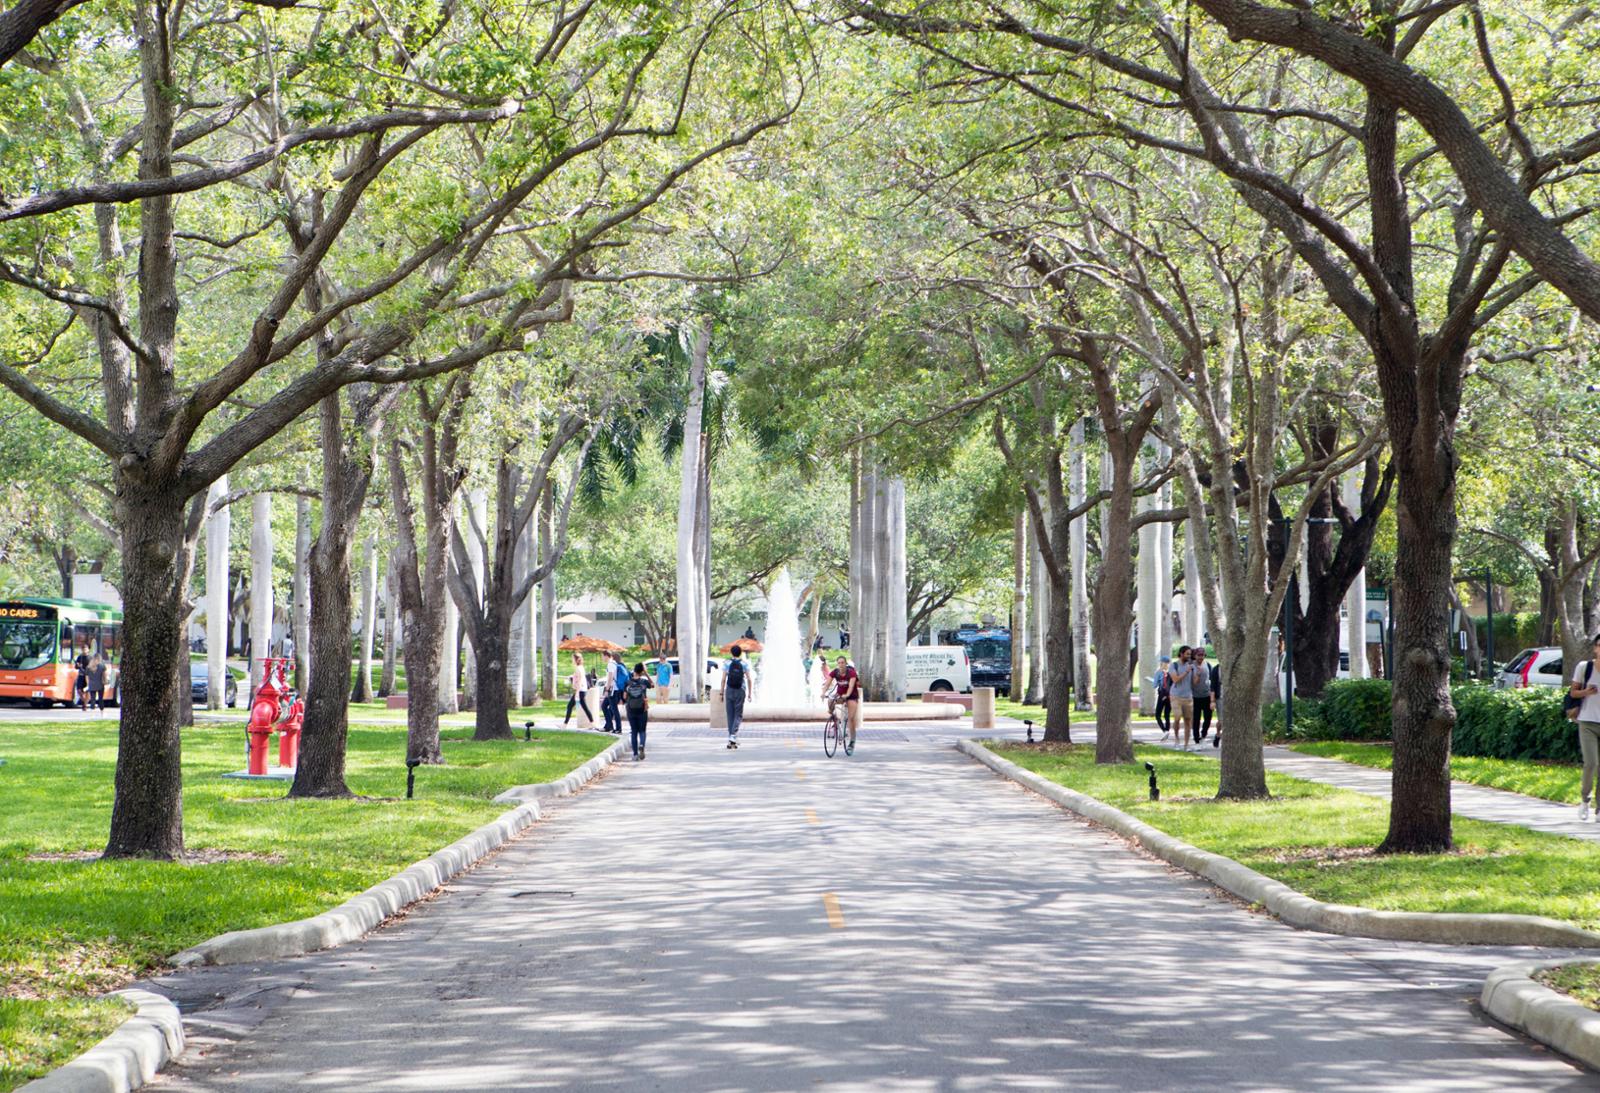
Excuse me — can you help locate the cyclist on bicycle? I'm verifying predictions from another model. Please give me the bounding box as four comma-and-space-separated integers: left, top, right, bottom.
828, 655, 862, 755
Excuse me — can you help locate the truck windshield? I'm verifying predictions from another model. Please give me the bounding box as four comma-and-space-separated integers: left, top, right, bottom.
0, 620, 57, 670
967, 639, 1010, 664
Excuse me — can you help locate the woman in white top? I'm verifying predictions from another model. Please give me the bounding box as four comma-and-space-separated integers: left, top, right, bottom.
562, 652, 593, 726
1571, 633, 1600, 821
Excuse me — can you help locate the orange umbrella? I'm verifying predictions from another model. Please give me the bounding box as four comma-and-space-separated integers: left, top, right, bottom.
721, 639, 764, 653
559, 635, 625, 653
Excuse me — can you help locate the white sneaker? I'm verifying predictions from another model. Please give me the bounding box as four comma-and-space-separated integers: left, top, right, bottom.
1582, 803, 1591, 823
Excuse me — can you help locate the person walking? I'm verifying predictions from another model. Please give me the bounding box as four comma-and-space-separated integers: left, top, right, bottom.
1571, 634, 1600, 820
724, 644, 752, 749
1209, 654, 1223, 748
624, 662, 652, 760
654, 658, 672, 703
1168, 645, 1196, 750
73, 644, 90, 711
86, 653, 107, 712
1192, 647, 1214, 742
562, 652, 593, 727
603, 652, 628, 735
1152, 655, 1172, 738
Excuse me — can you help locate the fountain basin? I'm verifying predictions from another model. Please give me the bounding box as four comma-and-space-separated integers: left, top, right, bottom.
644, 702, 966, 722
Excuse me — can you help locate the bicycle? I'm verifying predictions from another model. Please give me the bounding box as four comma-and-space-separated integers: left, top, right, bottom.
823, 694, 845, 758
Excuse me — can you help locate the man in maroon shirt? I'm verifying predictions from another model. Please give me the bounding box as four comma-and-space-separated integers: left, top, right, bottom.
829, 657, 862, 755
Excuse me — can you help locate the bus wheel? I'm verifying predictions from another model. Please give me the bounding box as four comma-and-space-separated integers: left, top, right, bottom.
106, 683, 120, 708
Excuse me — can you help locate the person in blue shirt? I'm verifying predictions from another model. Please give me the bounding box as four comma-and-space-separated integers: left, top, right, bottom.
654, 657, 673, 703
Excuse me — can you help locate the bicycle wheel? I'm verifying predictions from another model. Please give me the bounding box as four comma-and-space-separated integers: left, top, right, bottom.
823, 712, 840, 757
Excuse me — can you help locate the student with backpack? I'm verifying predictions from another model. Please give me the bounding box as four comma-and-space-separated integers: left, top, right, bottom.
624, 663, 652, 760
1152, 655, 1172, 738
600, 651, 628, 735
1569, 634, 1600, 821
725, 644, 752, 749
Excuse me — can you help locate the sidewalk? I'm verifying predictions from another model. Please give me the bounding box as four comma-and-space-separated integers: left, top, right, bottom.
1135, 726, 1600, 844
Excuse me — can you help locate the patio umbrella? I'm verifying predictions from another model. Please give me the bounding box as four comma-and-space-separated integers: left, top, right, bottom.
721, 639, 764, 653
556, 613, 593, 624
559, 635, 624, 653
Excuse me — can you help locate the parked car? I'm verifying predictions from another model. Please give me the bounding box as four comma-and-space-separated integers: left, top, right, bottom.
1496, 647, 1565, 689
190, 661, 238, 707
905, 645, 973, 695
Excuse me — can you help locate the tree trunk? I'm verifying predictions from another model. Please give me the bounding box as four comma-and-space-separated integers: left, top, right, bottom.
1025, 513, 1046, 705
438, 582, 459, 714
539, 481, 557, 699
292, 496, 311, 691
1379, 463, 1457, 852
1343, 472, 1370, 681
460, 489, 486, 711
249, 494, 273, 695
205, 476, 230, 710
1090, 459, 1136, 763
471, 597, 513, 740
1011, 509, 1026, 696
1136, 448, 1160, 714
1070, 425, 1093, 709
105, 487, 188, 859
354, 533, 377, 702
675, 318, 710, 701
379, 552, 398, 697
293, 519, 358, 797
885, 475, 908, 700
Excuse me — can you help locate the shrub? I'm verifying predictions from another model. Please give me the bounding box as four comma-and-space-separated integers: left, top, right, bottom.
1262, 698, 1329, 742
1453, 684, 1577, 764
1320, 678, 1393, 740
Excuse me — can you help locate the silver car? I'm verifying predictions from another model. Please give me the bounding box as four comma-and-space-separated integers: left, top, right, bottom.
1495, 647, 1565, 689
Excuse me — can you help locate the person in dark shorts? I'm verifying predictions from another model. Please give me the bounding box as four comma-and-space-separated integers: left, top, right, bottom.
725, 645, 752, 749
623, 662, 651, 760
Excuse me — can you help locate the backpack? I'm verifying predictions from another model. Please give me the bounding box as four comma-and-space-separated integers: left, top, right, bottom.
624, 677, 649, 710
1566, 662, 1593, 722
726, 658, 746, 690
1156, 669, 1171, 697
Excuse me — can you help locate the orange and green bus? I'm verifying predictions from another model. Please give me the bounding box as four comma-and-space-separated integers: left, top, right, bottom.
0, 598, 122, 707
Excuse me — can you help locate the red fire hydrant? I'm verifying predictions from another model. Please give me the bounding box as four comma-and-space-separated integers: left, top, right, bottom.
246, 657, 289, 775
277, 692, 304, 770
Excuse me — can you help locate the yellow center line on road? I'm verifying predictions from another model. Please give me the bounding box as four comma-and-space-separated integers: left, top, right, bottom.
822, 892, 845, 929
805, 808, 819, 825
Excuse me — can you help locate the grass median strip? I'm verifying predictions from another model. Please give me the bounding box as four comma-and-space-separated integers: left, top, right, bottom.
993, 742, 1600, 931
1537, 963, 1600, 1011
0, 720, 610, 1092
1284, 740, 1583, 807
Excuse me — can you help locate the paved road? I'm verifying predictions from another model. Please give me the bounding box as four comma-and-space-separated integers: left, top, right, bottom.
152, 727, 1593, 1091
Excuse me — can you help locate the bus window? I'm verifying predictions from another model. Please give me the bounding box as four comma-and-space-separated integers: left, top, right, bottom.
75, 624, 100, 662
102, 624, 120, 665
0, 619, 57, 670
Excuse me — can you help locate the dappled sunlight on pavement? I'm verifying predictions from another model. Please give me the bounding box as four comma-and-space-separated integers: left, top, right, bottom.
152, 729, 1591, 1090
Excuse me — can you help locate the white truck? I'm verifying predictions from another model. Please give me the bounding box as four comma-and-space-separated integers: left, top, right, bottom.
904, 645, 972, 694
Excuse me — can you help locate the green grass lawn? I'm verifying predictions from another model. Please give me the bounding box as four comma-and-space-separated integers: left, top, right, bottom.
0, 719, 609, 1091
1538, 963, 1600, 1011
992, 742, 1600, 930
992, 698, 1100, 724
0, 996, 133, 1089
1285, 741, 1582, 806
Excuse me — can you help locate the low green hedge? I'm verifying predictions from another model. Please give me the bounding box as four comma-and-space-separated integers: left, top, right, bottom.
1262, 677, 1580, 764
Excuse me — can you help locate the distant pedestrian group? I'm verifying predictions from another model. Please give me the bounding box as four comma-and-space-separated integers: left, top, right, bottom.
1156, 645, 1220, 750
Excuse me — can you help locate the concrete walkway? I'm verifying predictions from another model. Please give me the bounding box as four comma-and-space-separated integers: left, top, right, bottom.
150, 727, 1592, 1090
1137, 727, 1600, 843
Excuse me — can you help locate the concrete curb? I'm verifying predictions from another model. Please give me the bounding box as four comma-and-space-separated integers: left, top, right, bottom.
19, 989, 182, 1093
494, 739, 623, 802
172, 739, 622, 967
1481, 960, 1600, 1071
958, 739, 1600, 949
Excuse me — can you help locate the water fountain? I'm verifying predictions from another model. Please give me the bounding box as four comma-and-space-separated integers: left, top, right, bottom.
752, 568, 814, 710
